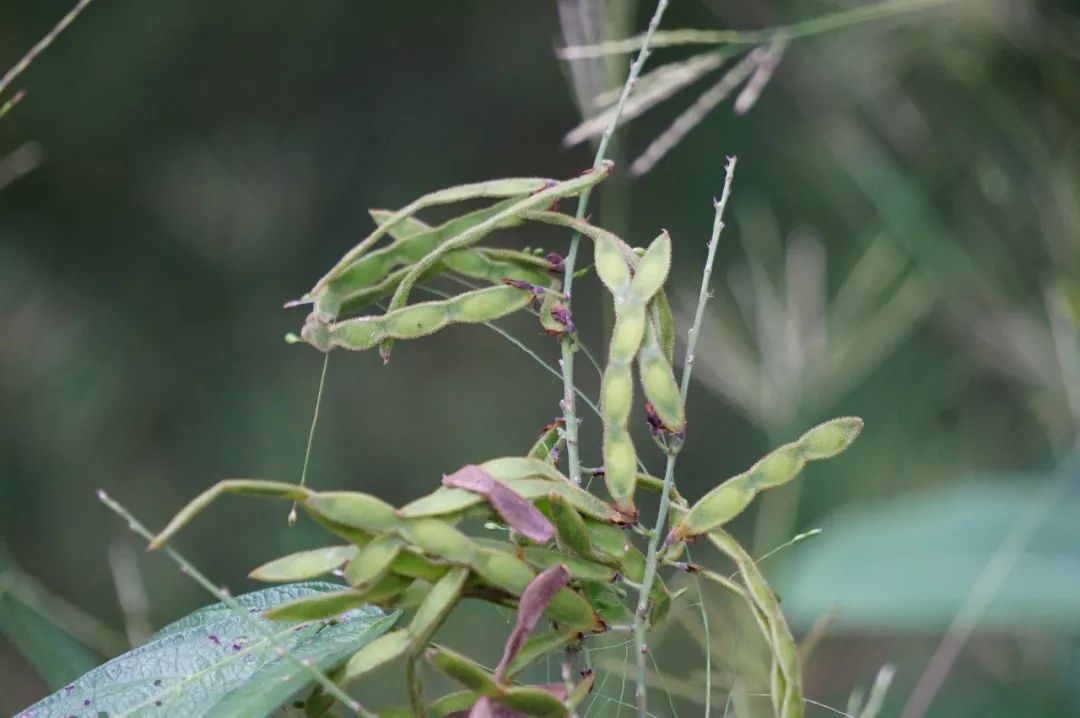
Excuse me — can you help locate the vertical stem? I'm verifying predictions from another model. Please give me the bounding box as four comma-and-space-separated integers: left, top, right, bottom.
406, 654, 425, 717
632, 158, 737, 717
559, 0, 671, 485
289, 352, 331, 524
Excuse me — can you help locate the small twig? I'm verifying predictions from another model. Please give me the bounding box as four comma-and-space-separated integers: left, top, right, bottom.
0, 0, 97, 101
633, 157, 736, 717
97, 490, 374, 718
405, 654, 424, 717
107, 540, 153, 646
559, 0, 672, 486
289, 352, 330, 525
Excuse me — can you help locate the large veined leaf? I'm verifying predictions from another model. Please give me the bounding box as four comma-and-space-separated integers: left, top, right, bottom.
775, 471, 1080, 632
18, 582, 398, 718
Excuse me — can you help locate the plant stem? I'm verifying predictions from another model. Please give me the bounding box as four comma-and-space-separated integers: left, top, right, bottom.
632, 157, 736, 717
289, 352, 331, 525
0, 0, 97, 101
559, 0, 671, 485
97, 490, 375, 718
406, 654, 424, 717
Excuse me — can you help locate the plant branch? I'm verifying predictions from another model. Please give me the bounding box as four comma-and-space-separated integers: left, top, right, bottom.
632, 157, 736, 717
0, 0, 97, 101
559, 0, 671, 485
97, 491, 374, 718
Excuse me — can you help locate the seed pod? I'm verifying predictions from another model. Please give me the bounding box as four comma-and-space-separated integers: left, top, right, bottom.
528, 419, 565, 464
318, 176, 562, 290
344, 534, 403, 588
708, 528, 802, 718
344, 628, 413, 682
390, 548, 449, 582
149, 479, 310, 550
328, 198, 528, 308
496, 686, 570, 717
408, 566, 469, 647
798, 416, 864, 460
304, 491, 401, 534
306, 285, 532, 353
426, 644, 501, 694
361, 573, 415, 606
429, 690, 478, 717
504, 631, 576, 678
520, 547, 615, 583
546, 492, 592, 558
249, 545, 358, 583
580, 581, 633, 626
400, 518, 478, 566
637, 313, 684, 432
378, 162, 614, 359
481, 456, 565, 483
493, 565, 571, 679
669, 416, 864, 540
263, 588, 367, 622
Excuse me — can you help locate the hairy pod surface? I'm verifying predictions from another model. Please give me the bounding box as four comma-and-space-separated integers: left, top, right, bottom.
670, 416, 864, 540
304, 491, 401, 534
248, 545, 358, 583
263, 588, 368, 622
407, 566, 469, 647
344, 534, 403, 588
546, 492, 593, 558
344, 628, 413, 682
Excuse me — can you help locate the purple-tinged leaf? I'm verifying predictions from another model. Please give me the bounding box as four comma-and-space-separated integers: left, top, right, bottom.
494, 565, 570, 679
443, 465, 555, 543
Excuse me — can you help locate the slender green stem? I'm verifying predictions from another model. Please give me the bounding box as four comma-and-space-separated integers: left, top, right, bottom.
406, 654, 424, 717
683, 546, 713, 718
289, 351, 331, 525
633, 157, 736, 717
97, 491, 374, 718
560, 0, 671, 486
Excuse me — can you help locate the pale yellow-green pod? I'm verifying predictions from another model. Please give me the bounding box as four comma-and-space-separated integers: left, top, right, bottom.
546, 492, 593, 559
344, 534, 403, 588
248, 545, 357, 583
628, 232, 672, 300
399, 518, 477, 566
600, 364, 634, 424
798, 416, 864, 460
448, 284, 533, 322
608, 308, 647, 363
386, 304, 448, 339
305, 491, 402, 534
668, 475, 757, 541
344, 628, 413, 682
603, 429, 638, 516
407, 566, 468, 647
750, 445, 806, 490
637, 317, 684, 431
594, 235, 632, 295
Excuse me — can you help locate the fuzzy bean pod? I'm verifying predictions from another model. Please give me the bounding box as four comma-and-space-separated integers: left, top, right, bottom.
302, 284, 533, 353
378, 162, 613, 359
248, 545, 358, 583
344, 534, 403, 588
638, 308, 684, 432
669, 417, 863, 541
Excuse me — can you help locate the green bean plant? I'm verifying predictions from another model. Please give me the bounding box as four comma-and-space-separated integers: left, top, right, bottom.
125, 148, 861, 718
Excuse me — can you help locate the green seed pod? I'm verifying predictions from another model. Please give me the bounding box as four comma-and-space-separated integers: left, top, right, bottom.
580, 581, 633, 626
504, 631, 576, 678
750, 445, 806, 490
399, 487, 484, 518
539, 481, 624, 523
359, 572, 414, 605
668, 475, 757, 541
390, 548, 449, 582
385, 303, 448, 339
546, 492, 593, 558
602, 429, 638, 514
528, 420, 566, 464
637, 316, 684, 431
425, 644, 500, 694
648, 579, 673, 628
262, 588, 367, 622
798, 416, 864, 460
600, 363, 635, 421
607, 309, 647, 363
594, 234, 632, 294
482, 456, 565, 482
429, 690, 478, 717
400, 518, 477, 566
470, 547, 534, 595
344, 534, 403, 588
305, 491, 401, 534
670, 416, 864, 540
248, 545, 358, 583
520, 547, 615, 583
344, 628, 413, 682
628, 232, 672, 300
378, 162, 613, 359
148, 479, 311, 550
497, 686, 570, 717
407, 566, 468, 647
652, 291, 676, 362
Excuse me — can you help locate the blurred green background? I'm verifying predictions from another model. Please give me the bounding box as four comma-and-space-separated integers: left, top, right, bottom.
2, 0, 1078, 715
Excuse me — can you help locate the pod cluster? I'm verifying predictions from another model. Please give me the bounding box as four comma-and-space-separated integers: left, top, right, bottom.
150, 458, 675, 717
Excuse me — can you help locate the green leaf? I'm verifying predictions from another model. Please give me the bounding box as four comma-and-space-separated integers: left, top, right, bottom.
775, 474, 1080, 631
19, 581, 398, 718
0, 592, 100, 688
